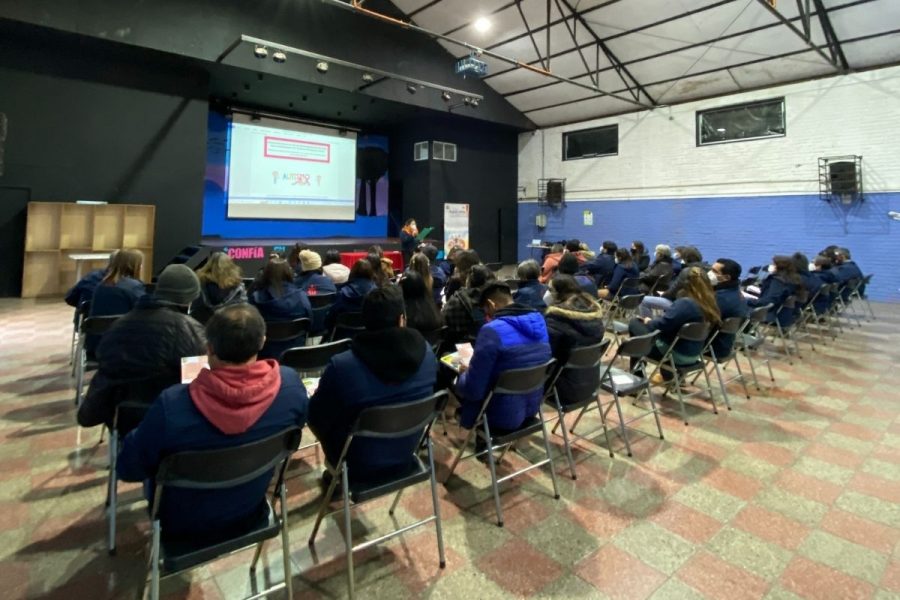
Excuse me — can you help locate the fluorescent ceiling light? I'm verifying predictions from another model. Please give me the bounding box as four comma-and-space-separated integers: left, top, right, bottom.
474, 17, 491, 32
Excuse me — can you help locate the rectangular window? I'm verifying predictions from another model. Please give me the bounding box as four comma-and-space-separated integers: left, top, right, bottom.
563, 124, 618, 161
433, 141, 457, 162
413, 141, 429, 161
697, 98, 785, 146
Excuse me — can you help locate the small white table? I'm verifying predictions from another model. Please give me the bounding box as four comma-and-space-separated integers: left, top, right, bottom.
68, 253, 110, 282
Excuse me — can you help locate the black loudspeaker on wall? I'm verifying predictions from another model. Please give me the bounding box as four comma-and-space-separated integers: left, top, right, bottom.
546, 180, 564, 204
829, 161, 858, 195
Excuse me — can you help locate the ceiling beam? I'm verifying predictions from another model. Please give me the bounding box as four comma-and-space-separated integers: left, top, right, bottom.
811, 0, 851, 70
754, 0, 842, 71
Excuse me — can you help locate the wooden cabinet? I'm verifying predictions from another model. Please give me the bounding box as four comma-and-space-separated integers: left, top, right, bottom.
22, 202, 156, 298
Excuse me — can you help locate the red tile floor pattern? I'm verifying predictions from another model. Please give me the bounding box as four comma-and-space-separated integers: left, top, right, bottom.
1, 297, 899, 599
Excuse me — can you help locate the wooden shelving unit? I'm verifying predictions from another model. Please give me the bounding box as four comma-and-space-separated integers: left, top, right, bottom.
22, 202, 155, 298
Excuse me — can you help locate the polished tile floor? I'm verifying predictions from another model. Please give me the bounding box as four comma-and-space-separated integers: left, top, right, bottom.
1, 297, 899, 599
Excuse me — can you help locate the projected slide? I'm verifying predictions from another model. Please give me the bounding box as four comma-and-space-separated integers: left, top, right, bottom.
227, 114, 357, 221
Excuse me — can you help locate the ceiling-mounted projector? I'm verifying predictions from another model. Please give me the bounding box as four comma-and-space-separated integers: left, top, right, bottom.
455, 53, 488, 78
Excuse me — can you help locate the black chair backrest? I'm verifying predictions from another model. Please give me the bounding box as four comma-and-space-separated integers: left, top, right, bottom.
563, 339, 611, 370
81, 315, 121, 335
157, 427, 302, 490
77, 301, 92, 316
353, 391, 448, 439
863, 274, 873, 284
420, 326, 447, 349
242, 278, 255, 288
190, 305, 214, 325
336, 311, 364, 328
265, 318, 311, 342
502, 279, 520, 291
114, 400, 153, 434
485, 262, 503, 273
616, 293, 645, 311
309, 293, 337, 308
279, 339, 351, 372
615, 331, 659, 359
676, 321, 710, 342
718, 316, 746, 335
620, 277, 641, 291
651, 273, 672, 293
748, 304, 774, 323
494, 360, 556, 395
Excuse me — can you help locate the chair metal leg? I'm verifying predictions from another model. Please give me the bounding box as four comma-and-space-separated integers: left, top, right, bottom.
672, 372, 689, 426
701, 364, 719, 414
74, 341, 85, 406
733, 356, 751, 400
743, 346, 761, 390
445, 427, 475, 482
426, 438, 447, 569
555, 406, 580, 476
610, 391, 632, 456
150, 521, 161, 600
388, 489, 404, 516
280, 483, 293, 600
342, 467, 355, 600
644, 386, 665, 440
482, 422, 504, 527
308, 467, 340, 545
593, 395, 615, 458
538, 412, 561, 501
107, 431, 118, 555
249, 540, 266, 571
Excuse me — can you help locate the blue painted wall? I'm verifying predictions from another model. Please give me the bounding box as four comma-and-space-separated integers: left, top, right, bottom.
518, 193, 900, 302
202, 111, 388, 240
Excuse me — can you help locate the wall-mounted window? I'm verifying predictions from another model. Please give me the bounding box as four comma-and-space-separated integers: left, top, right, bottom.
563, 124, 618, 161
413, 141, 429, 161
697, 98, 785, 146
433, 141, 457, 162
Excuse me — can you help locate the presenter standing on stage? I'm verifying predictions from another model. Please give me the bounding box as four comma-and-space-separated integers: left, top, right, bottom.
400, 218, 419, 265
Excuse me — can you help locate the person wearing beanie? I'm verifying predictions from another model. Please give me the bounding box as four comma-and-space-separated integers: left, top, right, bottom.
77, 264, 207, 429
117, 304, 308, 541
294, 249, 337, 297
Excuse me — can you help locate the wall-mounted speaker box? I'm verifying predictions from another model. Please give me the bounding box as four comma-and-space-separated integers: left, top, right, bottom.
829, 161, 858, 194
546, 180, 564, 204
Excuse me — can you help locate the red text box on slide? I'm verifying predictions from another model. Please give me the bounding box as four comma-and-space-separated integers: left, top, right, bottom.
263, 136, 331, 163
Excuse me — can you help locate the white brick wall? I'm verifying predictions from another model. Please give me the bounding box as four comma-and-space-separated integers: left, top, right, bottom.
518, 65, 900, 199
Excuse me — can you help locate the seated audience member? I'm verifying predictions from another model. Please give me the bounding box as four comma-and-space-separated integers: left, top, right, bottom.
671, 246, 686, 276
512, 259, 547, 311
192, 252, 247, 314
583, 241, 617, 288
400, 272, 442, 334
88, 249, 146, 356
309, 285, 436, 484
747, 255, 802, 328
327, 259, 378, 329
632, 241, 651, 272
455, 282, 551, 433
368, 245, 397, 284
441, 246, 463, 280
294, 250, 337, 296
538, 243, 565, 284
578, 242, 596, 261
286, 242, 312, 277
117, 304, 309, 542
78, 265, 207, 428
598, 248, 640, 300
629, 266, 721, 382
420, 244, 447, 307
408, 253, 434, 296
322, 250, 351, 285
834, 247, 864, 298
443, 249, 481, 300
638, 245, 705, 317
546, 253, 598, 302
250, 259, 312, 358
442, 264, 495, 346
544, 275, 605, 406
565, 239, 588, 264
810, 254, 838, 314
707, 259, 749, 358
792, 252, 823, 306
639, 244, 675, 293
65, 250, 116, 312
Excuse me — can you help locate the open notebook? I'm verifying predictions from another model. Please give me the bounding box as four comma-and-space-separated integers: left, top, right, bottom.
439, 343, 474, 373
180, 355, 210, 384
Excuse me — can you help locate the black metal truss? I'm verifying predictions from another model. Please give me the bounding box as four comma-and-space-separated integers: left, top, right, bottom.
755, 0, 849, 72
520, 27, 899, 119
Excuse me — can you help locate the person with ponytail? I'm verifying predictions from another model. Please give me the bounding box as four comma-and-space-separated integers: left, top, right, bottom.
629, 266, 721, 382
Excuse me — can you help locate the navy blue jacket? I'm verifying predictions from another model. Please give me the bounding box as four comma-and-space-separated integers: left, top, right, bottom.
117, 366, 308, 541
513, 280, 548, 311
431, 265, 448, 307
798, 271, 824, 307
192, 282, 247, 313
835, 260, 864, 298
811, 270, 837, 313
309, 328, 437, 483
712, 283, 748, 359
250, 284, 313, 358
606, 263, 640, 297
457, 305, 551, 430
87, 277, 146, 355
65, 269, 106, 308
327, 278, 377, 329
649, 297, 704, 361
583, 254, 615, 287
749, 275, 797, 327
295, 271, 337, 297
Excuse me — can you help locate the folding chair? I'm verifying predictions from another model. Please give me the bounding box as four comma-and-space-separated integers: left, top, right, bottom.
329, 312, 365, 342
145, 427, 302, 600
698, 316, 752, 408
644, 321, 716, 425
568, 331, 662, 457
485, 262, 503, 273
73, 315, 122, 407
107, 400, 152, 555
445, 360, 560, 527
737, 304, 776, 390
421, 326, 448, 356
260, 318, 311, 360
543, 339, 611, 478
759, 296, 801, 364
70, 301, 91, 373
307, 392, 448, 599
605, 294, 645, 343
308, 293, 337, 339
847, 275, 875, 321
647, 273, 672, 296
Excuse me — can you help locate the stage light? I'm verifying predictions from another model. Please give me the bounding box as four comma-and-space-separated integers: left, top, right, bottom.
253, 45, 268, 59
474, 17, 491, 32
272, 50, 287, 63
463, 96, 472, 105
316, 61, 329, 74
470, 97, 480, 107
407, 84, 418, 94
441, 91, 451, 102
362, 73, 375, 83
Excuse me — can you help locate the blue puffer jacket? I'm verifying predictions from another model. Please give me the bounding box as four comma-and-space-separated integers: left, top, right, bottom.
457, 304, 551, 430
749, 275, 797, 327
431, 265, 448, 307
250, 284, 312, 358
513, 280, 547, 311
712, 283, 748, 359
